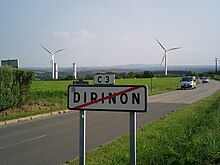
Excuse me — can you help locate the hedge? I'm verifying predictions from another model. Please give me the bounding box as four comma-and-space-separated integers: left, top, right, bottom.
0, 66, 34, 110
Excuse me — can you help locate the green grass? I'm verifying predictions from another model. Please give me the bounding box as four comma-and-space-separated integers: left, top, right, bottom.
31, 80, 73, 92
214, 76, 220, 81
30, 77, 180, 98
0, 77, 180, 121
116, 77, 180, 95
67, 90, 220, 165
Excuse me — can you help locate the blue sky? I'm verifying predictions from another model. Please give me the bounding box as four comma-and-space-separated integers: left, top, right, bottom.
0, 0, 220, 68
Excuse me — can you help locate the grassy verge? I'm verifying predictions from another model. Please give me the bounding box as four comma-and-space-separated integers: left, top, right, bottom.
0, 78, 180, 121
214, 76, 220, 81
0, 80, 72, 121
67, 90, 220, 165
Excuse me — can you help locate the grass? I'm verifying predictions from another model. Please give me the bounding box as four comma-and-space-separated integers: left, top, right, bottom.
117, 77, 180, 95
214, 76, 220, 81
67, 90, 220, 165
0, 80, 72, 121
0, 77, 180, 121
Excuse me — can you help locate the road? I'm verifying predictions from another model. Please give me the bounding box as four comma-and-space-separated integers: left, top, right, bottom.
0, 80, 220, 165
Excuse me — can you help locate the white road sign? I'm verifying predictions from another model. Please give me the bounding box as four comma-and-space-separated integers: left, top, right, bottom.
68, 85, 148, 112
94, 74, 115, 85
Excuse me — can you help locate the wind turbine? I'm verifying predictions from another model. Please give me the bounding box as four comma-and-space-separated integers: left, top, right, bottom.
41, 45, 65, 79
155, 38, 182, 76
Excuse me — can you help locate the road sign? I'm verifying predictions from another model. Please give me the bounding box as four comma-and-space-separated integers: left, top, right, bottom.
94, 74, 115, 85
68, 85, 148, 112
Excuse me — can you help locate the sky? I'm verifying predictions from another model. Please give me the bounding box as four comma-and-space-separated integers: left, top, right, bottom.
0, 0, 220, 68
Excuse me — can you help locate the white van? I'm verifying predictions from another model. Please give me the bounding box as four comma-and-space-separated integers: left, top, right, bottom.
180, 76, 196, 90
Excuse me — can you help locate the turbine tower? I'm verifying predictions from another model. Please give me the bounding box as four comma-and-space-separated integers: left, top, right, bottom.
155, 38, 182, 76
41, 45, 65, 79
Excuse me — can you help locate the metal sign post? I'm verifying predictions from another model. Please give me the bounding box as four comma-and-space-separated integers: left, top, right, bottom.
73, 80, 89, 165
130, 112, 136, 165
79, 110, 86, 165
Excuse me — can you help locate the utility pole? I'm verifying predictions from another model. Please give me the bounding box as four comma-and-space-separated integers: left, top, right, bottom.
214, 58, 219, 73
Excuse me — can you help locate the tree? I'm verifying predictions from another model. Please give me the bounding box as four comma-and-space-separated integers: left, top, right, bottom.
142, 71, 154, 78
187, 70, 195, 76
127, 72, 135, 78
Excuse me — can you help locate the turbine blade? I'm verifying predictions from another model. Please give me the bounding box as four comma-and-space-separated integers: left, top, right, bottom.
54, 48, 65, 54
167, 47, 182, 51
155, 38, 166, 51
41, 45, 54, 55
160, 53, 165, 65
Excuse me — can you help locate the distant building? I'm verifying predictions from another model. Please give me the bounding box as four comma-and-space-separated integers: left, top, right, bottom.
1, 59, 19, 68
73, 63, 77, 79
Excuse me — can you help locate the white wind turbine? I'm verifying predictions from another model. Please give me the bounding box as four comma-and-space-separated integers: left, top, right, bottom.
41, 45, 65, 79
155, 38, 182, 76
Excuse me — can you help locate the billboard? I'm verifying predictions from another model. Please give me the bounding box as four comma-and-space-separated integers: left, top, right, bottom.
1, 59, 19, 68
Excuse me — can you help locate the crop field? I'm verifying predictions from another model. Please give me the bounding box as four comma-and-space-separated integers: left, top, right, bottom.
116, 77, 180, 95
29, 77, 180, 103
30, 77, 180, 98
0, 77, 180, 121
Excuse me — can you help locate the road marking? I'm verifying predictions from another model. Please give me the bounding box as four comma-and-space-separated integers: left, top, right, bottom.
1, 135, 47, 149
11, 135, 47, 146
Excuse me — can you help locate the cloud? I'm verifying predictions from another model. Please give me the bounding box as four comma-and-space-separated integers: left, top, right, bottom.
51, 30, 96, 43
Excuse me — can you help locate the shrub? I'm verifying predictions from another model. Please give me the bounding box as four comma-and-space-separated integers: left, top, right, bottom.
0, 66, 34, 110
14, 69, 34, 103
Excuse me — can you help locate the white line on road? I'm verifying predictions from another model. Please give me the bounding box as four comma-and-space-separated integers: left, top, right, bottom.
1, 135, 47, 149
11, 135, 47, 146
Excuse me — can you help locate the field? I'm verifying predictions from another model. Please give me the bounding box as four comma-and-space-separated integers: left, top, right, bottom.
30, 77, 180, 97
0, 77, 180, 121
116, 77, 180, 95
67, 90, 220, 165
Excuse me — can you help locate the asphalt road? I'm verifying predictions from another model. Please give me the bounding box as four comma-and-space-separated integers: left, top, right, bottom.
0, 80, 220, 165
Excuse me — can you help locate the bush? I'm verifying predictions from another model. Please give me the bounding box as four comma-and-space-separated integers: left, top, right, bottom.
14, 69, 34, 103
0, 66, 34, 110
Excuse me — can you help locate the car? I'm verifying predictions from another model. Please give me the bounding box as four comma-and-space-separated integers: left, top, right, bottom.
180, 76, 196, 89
202, 77, 209, 83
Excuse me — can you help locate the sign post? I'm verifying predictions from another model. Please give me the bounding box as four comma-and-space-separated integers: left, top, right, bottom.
68, 77, 148, 165
79, 110, 86, 165
130, 112, 136, 165
73, 80, 89, 165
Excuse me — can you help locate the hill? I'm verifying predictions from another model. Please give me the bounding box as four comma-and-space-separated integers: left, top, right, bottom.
24, 64, 215, 80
